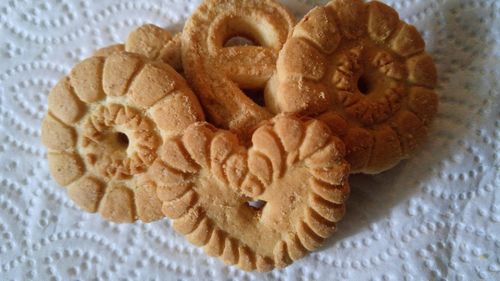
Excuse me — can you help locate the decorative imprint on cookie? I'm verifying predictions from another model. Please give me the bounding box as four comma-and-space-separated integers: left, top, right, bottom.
149, 115, 350, 271
42, 51, 204, 223
81, 104, 159, 180
268, 0, 438, 174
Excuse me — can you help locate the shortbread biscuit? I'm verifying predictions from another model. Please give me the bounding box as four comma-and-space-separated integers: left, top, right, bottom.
42, 52, 204, 223
94, 24, 183, 71
182, 0, 295, 136
148, 115, 349, 271
267, 0, 438, 174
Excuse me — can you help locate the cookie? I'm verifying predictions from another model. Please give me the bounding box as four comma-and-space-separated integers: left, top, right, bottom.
147, 115, 350, 271
266, 0, 438, 174
126, 24, 183, 72
94, 24, 183, 71
182, 0, 295, 136
41, 51, 204, 223
93, 44, 125, 57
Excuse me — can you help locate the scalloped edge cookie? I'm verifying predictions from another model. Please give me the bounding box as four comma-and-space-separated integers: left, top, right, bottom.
147, 114, 349, 271
266, 0, 438, 174
42, 51, 204, 223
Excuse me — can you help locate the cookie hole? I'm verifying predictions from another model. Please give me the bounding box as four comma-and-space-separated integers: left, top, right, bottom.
115, 132, 129, 149
224, 36, 258, 47
247, 200, 266, 210
357, 75, 371, 95
242, 88, 265, 107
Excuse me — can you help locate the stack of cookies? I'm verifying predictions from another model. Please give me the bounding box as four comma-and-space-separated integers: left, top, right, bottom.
41, 0, 438, 272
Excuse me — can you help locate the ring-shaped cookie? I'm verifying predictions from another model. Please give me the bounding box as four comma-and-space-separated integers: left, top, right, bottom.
42, 52, 204, 223
182, 0, 295, 136
149, 115, 349, 271
267, 0, 438, 174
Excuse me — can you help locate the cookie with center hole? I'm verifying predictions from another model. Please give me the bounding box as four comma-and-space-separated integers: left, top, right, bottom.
182, 0, 295, 137
147, 114, 350, 271
41, 51, 204, 223
266, 0, 438, 174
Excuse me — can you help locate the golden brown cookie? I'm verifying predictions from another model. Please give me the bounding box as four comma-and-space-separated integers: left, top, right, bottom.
93, 24, 183, 71
41, 52, 204, 223
146, 115, 349, 271
266, 0, 438, 174
93, 44, 125, 57
126, 24, 183, 71
182, 0, 295, 137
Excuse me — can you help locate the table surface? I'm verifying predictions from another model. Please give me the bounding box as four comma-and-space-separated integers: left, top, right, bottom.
0, 0, 499, 280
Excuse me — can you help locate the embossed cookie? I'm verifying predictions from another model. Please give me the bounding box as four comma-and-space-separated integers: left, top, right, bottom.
147, 115, 350, 271
94, 24, 183, 71
182, 0, 295, 136
266, 0, 438, 174
41, 52, 204, 223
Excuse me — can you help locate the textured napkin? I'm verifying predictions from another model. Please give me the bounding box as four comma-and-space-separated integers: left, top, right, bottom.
0, 0, 499, 280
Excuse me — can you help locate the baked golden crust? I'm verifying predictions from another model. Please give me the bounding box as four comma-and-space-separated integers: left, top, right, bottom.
126, 24, 183, 71
182, 0, 295, 136
42, 52, 204, 223
94, 24, 183, 71
147, 115, 349, 271
93, 44, 125, 57
267, 0, 438, 174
